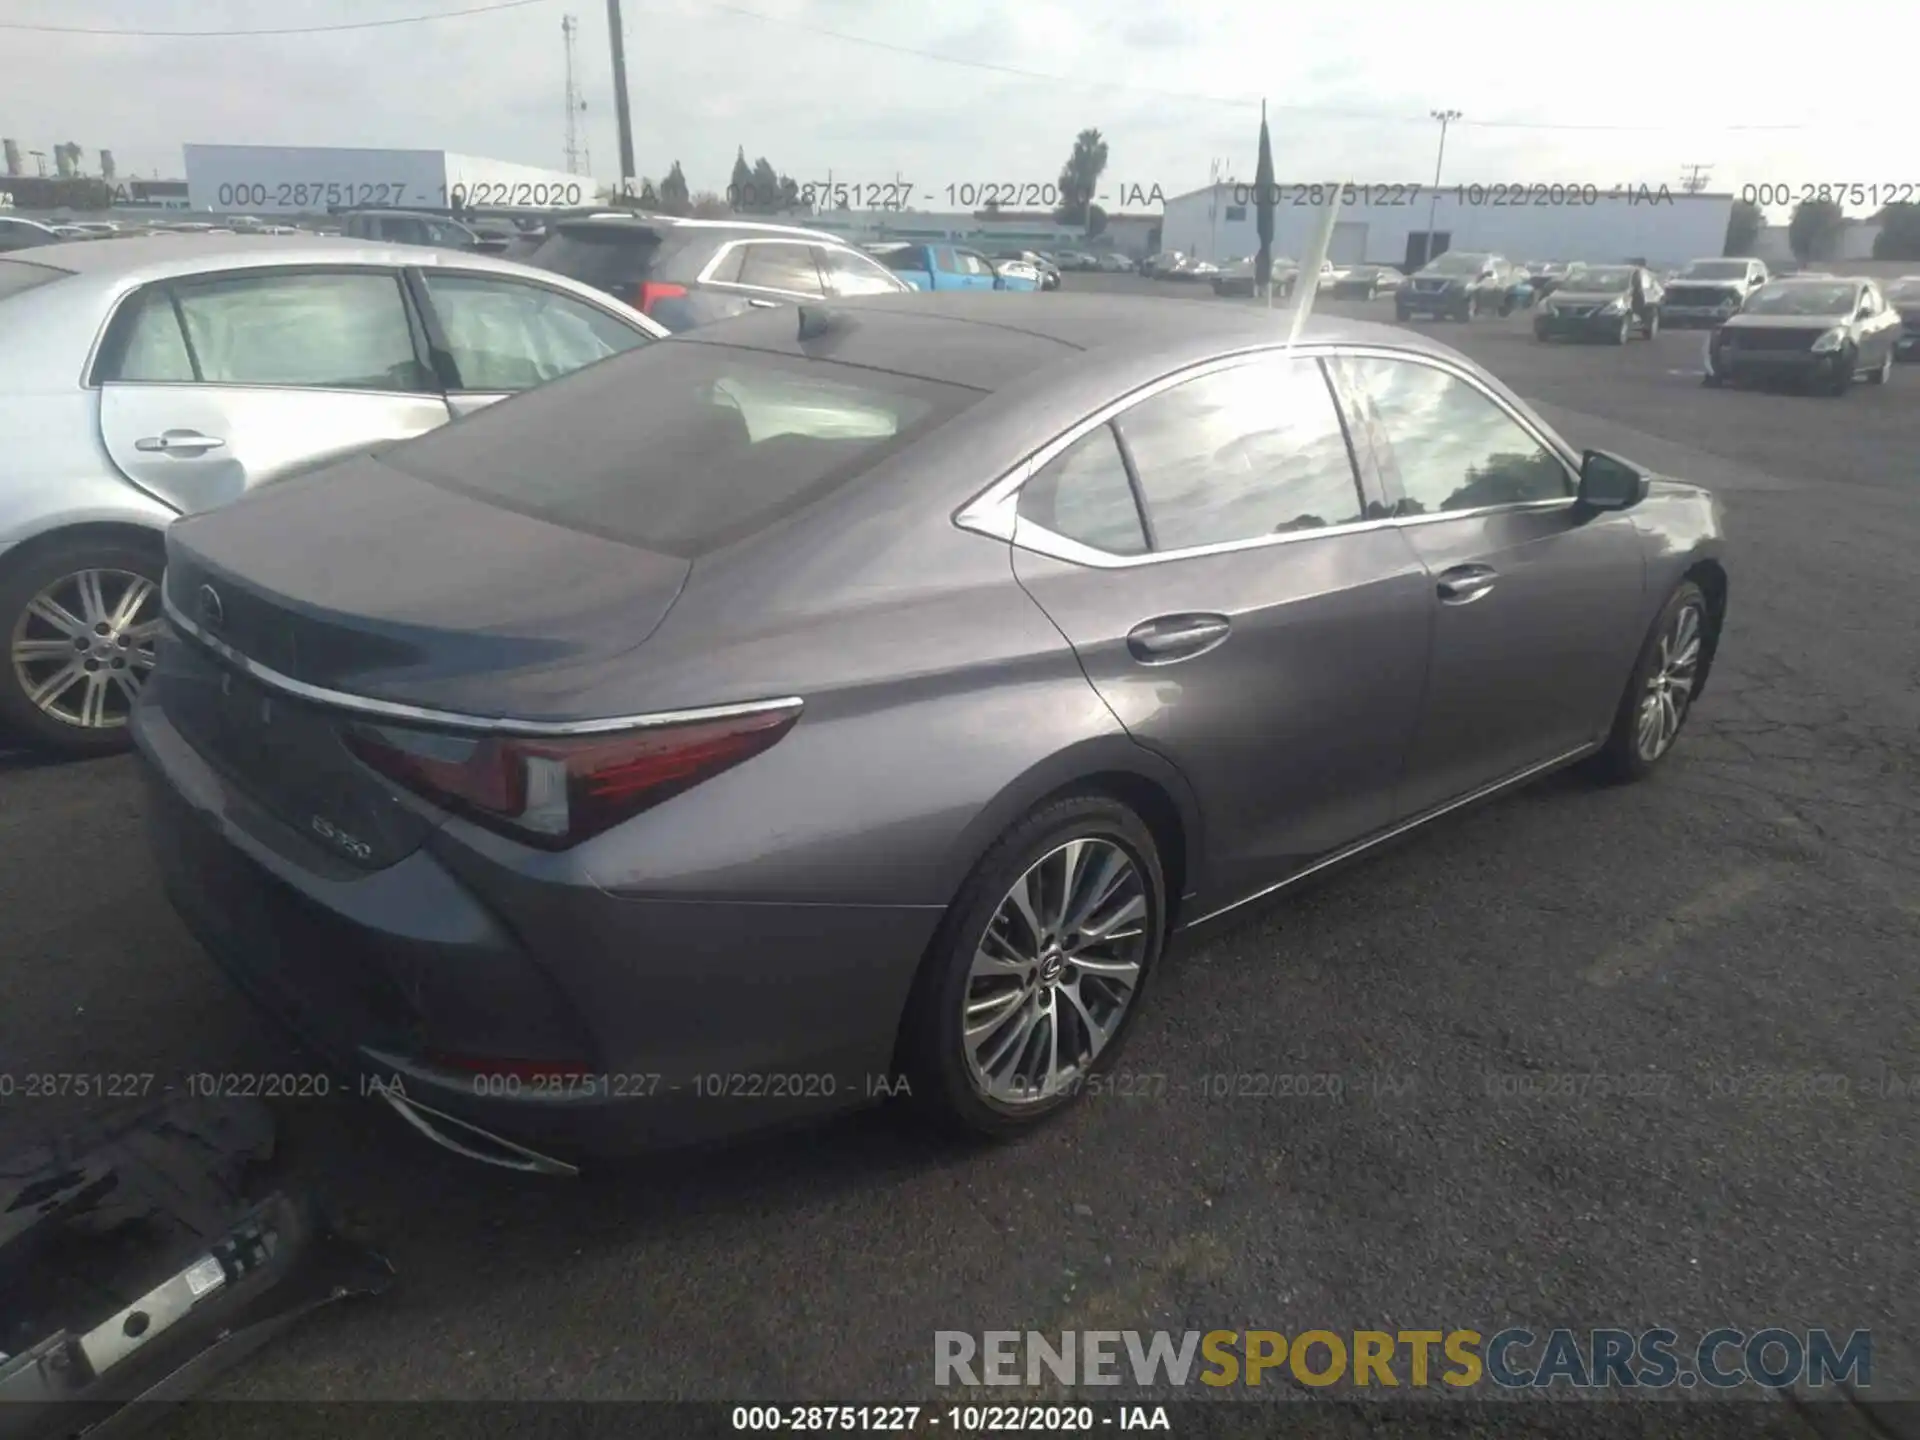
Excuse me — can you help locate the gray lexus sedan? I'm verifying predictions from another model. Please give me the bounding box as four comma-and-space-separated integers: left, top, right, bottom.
133, 294, 1728, 1174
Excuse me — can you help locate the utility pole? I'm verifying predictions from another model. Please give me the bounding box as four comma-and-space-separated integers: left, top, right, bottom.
1424, 108, 1461, 267
562, 16, 585, 175
1679, 163, 1713, 194
605, 0, 636, 194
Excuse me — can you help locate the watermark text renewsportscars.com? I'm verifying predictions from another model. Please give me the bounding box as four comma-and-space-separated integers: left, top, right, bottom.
935, 1328, 1871, 1391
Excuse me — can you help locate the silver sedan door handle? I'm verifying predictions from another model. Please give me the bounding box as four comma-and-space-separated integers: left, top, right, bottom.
134, 429, 227, 456
1126, 613, 1232, 664
1436, 564, 1498, 604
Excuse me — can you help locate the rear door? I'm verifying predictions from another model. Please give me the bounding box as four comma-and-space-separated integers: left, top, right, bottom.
408, 269, 657, 416
1007, 351, 1432, 906
1330, 352, 1645, 816
94, 267, 451, 516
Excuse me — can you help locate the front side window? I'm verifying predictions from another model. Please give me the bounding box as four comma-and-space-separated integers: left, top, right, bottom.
421, 274, 650, 391
169, 270, 430, 391
1114, 357, 1365, 551
1342, 357, 1570, 517
1017, 425, 1148, 556
736, 242, 825, 296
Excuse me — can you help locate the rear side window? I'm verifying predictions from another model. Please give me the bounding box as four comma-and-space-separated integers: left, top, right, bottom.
0, 259, 69, 303
529, 226, 667, 292
171, 271, 430, 391
385, 343, 979, 556
1018, 425, 1148, 556
98, 288, 196, 382
878, 247, 926, 273
818, 246, 907, 297
737, 243, 825, 296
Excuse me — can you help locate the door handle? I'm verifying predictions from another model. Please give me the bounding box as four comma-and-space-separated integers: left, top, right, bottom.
1435, 564, 1498, 604
134, 429, 226, 456
746, 298, 780, 309
1126, 613, 1232, 664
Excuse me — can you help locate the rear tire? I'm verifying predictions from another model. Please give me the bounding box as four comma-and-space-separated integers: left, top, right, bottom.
898, 794, 1167, 1140
1587, 581, 1709, 785
0, 533, 165, 758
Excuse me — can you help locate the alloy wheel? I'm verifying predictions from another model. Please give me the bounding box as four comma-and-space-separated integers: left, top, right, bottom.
8, 568, 161, 730
962, 837, 1150, 1106
1635, 600, 1703, 762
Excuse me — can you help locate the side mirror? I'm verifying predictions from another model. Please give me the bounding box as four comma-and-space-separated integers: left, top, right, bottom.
1577, 450, 1650, 512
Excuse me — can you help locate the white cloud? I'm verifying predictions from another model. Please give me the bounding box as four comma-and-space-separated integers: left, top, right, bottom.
3, 0, 1912, 214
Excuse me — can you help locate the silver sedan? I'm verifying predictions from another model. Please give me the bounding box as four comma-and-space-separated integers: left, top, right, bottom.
0, 235, 667, 755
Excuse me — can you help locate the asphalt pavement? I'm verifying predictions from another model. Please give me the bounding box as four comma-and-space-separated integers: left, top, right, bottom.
1, 277, 1916, 1417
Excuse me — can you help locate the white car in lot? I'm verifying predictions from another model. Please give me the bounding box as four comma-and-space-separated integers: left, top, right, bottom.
0, 235, 668, 755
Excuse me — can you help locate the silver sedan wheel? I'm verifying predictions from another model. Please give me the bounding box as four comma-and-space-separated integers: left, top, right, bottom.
1635, 599, 1703, 762
962, 837, 1150, 1106
8, 567, 160, 730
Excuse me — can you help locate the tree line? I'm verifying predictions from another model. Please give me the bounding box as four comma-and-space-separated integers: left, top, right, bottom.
1723, 196, 1920, 262
607, 128, 1117, 233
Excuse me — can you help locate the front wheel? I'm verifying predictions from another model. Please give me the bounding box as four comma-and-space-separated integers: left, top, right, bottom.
898, 794, 1166, 1138
1824, 350, 1856, 395
0, 534, 165, 757
1587, 581, 1709, 784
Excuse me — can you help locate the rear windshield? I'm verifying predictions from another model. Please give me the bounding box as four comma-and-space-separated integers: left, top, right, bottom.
384, 343, 980, 556
0, 259, 70, 302
529, 225, 668, 291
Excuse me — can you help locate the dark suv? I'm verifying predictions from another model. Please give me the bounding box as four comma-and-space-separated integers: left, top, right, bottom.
341, 209, 495, 251
524, 215, 911, 330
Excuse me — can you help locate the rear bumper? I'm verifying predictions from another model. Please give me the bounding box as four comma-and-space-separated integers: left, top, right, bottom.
132, 697, 939, 1163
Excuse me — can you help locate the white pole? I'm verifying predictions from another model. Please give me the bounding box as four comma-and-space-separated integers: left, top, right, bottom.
1286, 184, 1343, 347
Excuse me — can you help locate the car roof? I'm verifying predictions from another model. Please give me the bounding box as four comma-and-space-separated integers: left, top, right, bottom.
4, 233, 574, 284
555, 213, 851, 244
676, 291, 1456, 394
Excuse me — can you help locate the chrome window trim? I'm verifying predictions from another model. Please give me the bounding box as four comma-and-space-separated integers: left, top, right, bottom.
161, 589, 804, 737
954, 341, 1582, 569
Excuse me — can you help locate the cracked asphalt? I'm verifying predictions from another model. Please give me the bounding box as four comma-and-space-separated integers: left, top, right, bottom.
1, 279, 1915, 1422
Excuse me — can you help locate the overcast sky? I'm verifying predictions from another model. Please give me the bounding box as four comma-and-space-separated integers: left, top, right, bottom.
4, 0, 1911, 216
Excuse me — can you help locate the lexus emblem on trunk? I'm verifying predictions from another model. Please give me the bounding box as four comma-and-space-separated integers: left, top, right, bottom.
197, 584, 223, 629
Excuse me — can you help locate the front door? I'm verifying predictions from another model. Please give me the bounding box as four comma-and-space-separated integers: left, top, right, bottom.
1330, 353, 1647, 817
94, 268, 450, 515
1007, 352, 1431, 906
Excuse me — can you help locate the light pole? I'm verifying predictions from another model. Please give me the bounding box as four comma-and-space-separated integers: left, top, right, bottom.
1425, 108, 1461, 266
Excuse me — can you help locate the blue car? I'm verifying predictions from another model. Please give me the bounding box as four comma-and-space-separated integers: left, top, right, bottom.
869, 242, 1040, 292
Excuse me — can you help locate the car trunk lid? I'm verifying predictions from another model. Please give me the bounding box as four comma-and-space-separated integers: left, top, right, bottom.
154, 454, 691, 865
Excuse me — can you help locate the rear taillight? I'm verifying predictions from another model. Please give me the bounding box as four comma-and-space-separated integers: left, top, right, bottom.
341, 704, 800, 850
630, 281, 687, 314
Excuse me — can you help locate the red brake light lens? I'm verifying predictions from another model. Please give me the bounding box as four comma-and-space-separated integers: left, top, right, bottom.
632, 281, 687, 314
341, 705, 799, 850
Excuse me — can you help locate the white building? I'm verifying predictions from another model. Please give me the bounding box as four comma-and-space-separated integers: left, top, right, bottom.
1160, 181, 1736, 270
183, 144, 593, 216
